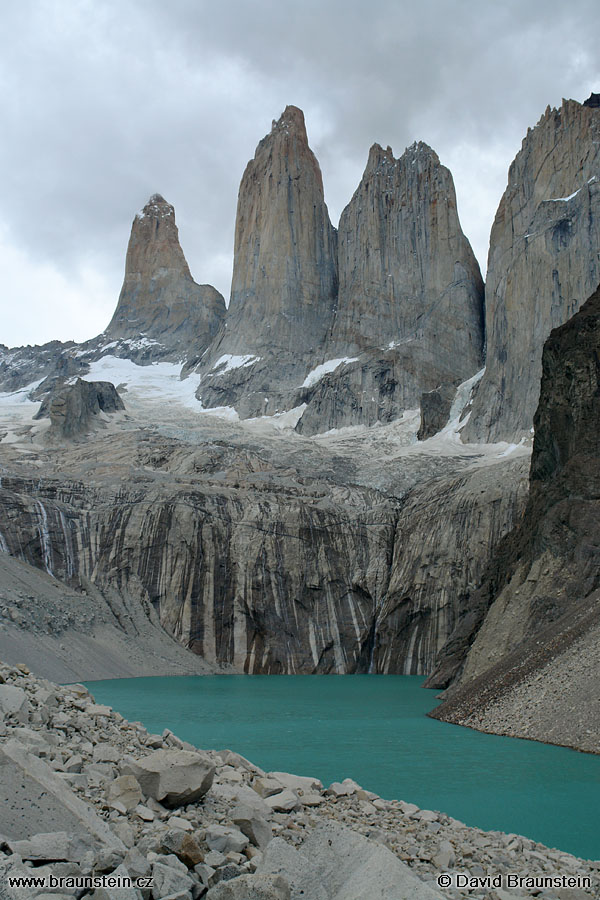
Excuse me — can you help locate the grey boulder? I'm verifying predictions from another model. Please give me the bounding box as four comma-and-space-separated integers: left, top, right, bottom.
123, 749, 215, 808
259, 822, 445, 899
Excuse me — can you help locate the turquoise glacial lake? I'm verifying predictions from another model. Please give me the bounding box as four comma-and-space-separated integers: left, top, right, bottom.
85, 675, 600, 861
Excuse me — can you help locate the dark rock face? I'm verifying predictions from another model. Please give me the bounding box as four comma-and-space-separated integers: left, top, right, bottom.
417, 383, 459, 441
35, 379, 124, 439
196, 107, 338, 416
105, 194, 225, 359
583, 92, 600, 108
465, 98, 600, 442
428, 283, 600, 694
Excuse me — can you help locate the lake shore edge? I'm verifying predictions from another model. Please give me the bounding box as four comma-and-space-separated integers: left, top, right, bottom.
1, 657, 599, 900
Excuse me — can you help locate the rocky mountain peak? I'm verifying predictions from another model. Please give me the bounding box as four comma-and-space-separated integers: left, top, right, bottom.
104, 193, 225, 357
195, 104, 338, 415
464, 95, 600, 442
136, 192, 171, 214
295, 135, 484, 435
331, 134, 484, 359
125, 193, 189, 277
270, 104, 308, 137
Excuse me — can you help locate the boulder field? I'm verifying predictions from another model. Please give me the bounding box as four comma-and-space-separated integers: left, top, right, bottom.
0, 661, 598, 899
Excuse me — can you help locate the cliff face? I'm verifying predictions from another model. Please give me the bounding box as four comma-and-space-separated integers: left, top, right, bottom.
196, 107, 338, 417
430, 284, 600, 751
105, 194, 226, 358
197, 112, 484, 432
0, 418, 526, 677
294, 142, 484, 435
334, 142, 483, 362
465, 98, 600, 442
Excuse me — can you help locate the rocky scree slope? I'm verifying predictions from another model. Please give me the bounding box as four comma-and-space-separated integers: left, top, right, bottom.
0, 661, 598, 899
0, 552, 224, 683
429, 283, 600, 753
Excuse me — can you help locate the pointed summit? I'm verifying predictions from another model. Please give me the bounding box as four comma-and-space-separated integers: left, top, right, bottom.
195, 104, 338, 417
269, 105, 308, 139
225, 103, 337, 356
105, 194, 225, 356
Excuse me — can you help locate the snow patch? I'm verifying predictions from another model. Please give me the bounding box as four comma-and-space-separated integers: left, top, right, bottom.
246, 404, 307, 431
0, 378, 45, 443
547, 189, 581, 202
210, 354, 261, 374
198, 405, 239, 421
496, 437, 527, 458
83, 356, 202, 410
547, 177, 597, 203
302, 358, 358, 388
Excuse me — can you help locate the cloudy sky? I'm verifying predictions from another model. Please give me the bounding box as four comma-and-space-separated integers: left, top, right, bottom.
1, 0, 598, 347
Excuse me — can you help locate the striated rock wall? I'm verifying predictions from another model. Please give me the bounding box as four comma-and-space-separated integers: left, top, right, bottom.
0, 471, 395, 674
0, 433, 527, 677
372, 458, 529, 674
465, 98, 600, 442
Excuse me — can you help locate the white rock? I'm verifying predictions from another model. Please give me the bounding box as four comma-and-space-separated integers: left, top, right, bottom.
105, 775, 143, 812
0, 685, 30, 722
263, 790, 300, 812
269, 771, 323, 794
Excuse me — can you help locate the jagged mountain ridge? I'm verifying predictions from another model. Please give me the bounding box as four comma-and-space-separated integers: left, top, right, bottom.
0, 97, 598, 731
1, 106, 484, 435
195, 108, 485, 430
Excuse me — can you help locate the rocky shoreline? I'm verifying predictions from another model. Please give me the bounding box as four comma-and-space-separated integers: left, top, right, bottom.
0, 659, 598, 900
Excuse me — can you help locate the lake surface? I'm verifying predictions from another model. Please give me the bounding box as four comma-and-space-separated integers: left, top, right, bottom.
85, 674, 600, 861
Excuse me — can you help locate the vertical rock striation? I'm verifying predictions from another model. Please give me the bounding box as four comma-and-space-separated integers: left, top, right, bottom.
105, 194, 226, 358
465, 97, 600, 442
196, 107, 338, 416
295, 141, 484, 434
